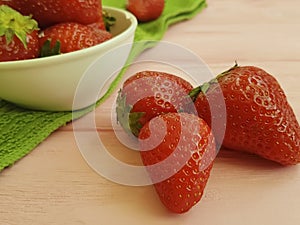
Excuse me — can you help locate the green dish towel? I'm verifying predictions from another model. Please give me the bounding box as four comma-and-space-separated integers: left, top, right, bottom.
0, 0, 207, 171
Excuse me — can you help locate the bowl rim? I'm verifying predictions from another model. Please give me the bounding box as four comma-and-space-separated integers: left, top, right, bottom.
0, 6, 137, 69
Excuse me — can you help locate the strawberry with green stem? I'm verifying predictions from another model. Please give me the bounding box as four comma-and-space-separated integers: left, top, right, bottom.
39, 22, 112, 56
116, 71, 194, 137
0, 5, 39, 61
190, 63, 300, 165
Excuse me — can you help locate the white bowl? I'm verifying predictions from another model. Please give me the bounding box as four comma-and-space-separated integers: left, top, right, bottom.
0, 6, 137, 111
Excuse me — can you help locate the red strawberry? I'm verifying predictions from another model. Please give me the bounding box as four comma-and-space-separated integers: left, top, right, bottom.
38, 22, 112, 55
126, 0, 165, 22
0, 5, 39, 61
191, 64, 300, 165
1, 0, 104, 28
116, 71, 194, 137
139, 112, 216, 213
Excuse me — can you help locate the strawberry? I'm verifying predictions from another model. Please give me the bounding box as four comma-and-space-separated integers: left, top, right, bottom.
126, 0, 165, 22
0, 5, 39, 61
116, 71, 194, 137
191, 63, 300, 165
1, 0, 104, 28
38, 22, 112, 55
139, 112, 216, 213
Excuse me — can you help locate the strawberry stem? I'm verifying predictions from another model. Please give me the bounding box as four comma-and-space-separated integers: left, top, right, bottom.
39, 40, 61, 57
0, 5, 38, 48
216, 61, 239, 79
116, 89, 145, 137
189, 62, 239, 101
103, 10, 116, 31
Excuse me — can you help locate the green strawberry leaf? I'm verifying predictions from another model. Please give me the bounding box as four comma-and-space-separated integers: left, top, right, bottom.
103, 10, 116, 31
39, 40, 61, 57
0, 5, 38, 48
116, 89, 145, 137
116, 89, 133, 133
129, 111, 145, 137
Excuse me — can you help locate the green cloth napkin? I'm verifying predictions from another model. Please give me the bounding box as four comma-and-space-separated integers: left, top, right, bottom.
0, 0, 207, 171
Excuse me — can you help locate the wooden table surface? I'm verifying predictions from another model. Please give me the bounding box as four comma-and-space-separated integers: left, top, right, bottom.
1, 0, 300, 224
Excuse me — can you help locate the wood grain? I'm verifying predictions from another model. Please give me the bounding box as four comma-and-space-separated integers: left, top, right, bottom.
1, 0, 299, 224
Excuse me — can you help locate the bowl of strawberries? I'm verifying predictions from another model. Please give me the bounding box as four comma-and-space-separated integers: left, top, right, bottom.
0, 1, 137, 111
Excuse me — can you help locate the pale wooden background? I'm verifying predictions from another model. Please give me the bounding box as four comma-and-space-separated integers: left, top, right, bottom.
1, 0, 300, 224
